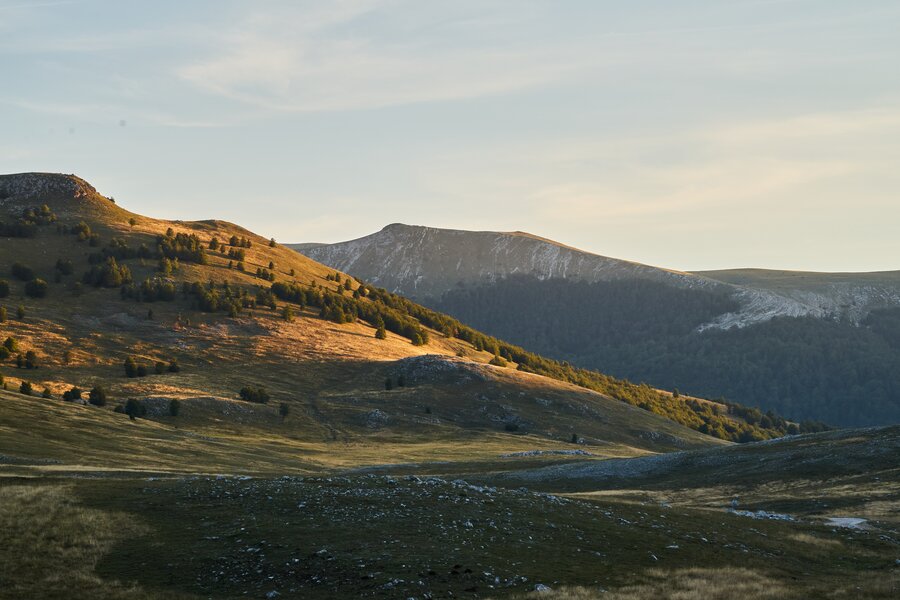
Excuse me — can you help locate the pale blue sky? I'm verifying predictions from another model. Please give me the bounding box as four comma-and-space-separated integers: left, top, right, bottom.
2, 0, 899, 271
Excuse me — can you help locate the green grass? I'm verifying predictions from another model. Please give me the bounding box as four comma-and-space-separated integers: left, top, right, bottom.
1, 473, 896, 600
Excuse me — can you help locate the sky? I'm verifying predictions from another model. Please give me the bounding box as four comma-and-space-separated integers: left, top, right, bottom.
1, 0, 899, 272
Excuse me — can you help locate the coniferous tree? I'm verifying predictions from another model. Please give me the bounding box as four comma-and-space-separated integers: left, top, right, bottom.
269, 237, 276, 247
0, 306, 6, 322
279, 402, 289, 420
89, 386, 107, 406
0, 279, 9, 298
124, 356, 138, 378
124, 398, 145, 419
19, 381, 32, 396
169, 398, 180, 416
24, 350, 38, 369
42, 388, 53, 399
63, 386, 83, 401
24, 278, 48, 298
155, 361, 166, 374
375, 325, 387, 340
282, 305, 294, 322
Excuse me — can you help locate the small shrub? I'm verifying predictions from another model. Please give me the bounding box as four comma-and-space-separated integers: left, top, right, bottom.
19, 381, 32, 396
0, 280, 9, 298
89, 385, 107, 406
169, 399, 180, 417
239, 386, 270, 404
11, 262, 35, 281
504, 422, 520, 432
63, 387, 83, 401
279, 402, 289, 419
155, 361, 166, 375
41, 388, 53, 399
167, 360, 181, 373
124, 356, 137, 378
55, 259, 74, 276
24, 278, 48, 298
124, 398, 146, 420
16, 305, 25, 319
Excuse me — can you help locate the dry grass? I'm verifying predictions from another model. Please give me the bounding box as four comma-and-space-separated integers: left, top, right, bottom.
504, 566, 898, 599
0, 484, 173, 600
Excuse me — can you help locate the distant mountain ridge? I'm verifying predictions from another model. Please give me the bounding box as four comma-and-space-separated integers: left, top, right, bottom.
290, 223, 900, 331
291, 224, 900, 426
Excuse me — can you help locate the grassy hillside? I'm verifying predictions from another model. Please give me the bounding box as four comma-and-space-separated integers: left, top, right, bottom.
0, 173, 788, 443
1, 174, 895, 599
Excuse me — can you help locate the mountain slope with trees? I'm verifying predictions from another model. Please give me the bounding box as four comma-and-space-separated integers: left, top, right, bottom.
0, 172, 797, 453
294, 224, 900, 427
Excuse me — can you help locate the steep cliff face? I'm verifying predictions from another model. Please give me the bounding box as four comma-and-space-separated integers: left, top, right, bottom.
293, 223, 893, 330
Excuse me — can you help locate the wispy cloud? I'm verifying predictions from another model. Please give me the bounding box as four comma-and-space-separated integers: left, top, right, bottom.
176, 2, 585, 112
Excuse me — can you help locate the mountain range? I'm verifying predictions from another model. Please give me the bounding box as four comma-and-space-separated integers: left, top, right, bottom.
1, 173, 897, 599
293, 224, 900, 426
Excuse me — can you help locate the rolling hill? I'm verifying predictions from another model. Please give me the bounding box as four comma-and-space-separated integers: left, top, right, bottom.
292, 224, 900, 426
0, 171, 786, 460
1, 173, 896, 599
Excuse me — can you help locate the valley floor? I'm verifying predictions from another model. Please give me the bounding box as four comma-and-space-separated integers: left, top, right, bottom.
1, 421, 898, 599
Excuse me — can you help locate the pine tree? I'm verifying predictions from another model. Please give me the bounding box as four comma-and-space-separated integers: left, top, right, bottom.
89, 386, 107, 406
19, 381, 32, 396
0, 307, 6, 323
16, 305, 25, 320
63, 387, 83, 401
282, 305, 295, 322
124, 398, 145, 420
269, 237, 276, 247
124, 356, 138, 378
279, 402, 289, 420
375, 325, 387, 340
